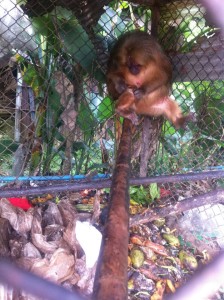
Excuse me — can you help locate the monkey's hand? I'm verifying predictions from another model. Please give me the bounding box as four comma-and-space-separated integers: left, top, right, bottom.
133, 88, 144, 100
115, 89, 139, 125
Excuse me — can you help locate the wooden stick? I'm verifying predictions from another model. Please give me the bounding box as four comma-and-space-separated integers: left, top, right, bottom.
93, 119, 133, 300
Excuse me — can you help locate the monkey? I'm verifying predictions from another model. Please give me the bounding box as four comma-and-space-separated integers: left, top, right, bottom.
114, 87, 187, 128
106, 30, 191, 129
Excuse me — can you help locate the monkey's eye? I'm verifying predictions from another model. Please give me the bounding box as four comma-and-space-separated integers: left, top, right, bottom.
129, 64, 141, 75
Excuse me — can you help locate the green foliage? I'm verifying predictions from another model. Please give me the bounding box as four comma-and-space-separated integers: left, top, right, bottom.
77, 102, 97, 141
0, 154, 14, 174
97, 96, 114, 122
58, 21, 105, 81
129, 184, 160, 205
191, 81, 224, 160
0, 140, 19, 156
20, 41, 65, 174
15, 1, 154, 176
150, 183, 161, 201
154, 78, 224, 174
13, 1, 224, 178
160, 14, 215, 53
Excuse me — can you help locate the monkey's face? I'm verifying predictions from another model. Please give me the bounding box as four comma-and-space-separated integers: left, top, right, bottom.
123, 66, 146, 88
127, 56, 141, 75
123, 50, 148, 88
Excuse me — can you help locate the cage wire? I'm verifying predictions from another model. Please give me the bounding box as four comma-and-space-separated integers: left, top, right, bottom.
158, 1, 224, 258
0, 0, 224, 298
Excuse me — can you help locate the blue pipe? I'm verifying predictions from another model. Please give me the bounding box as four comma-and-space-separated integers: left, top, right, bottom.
0, 174, 110, 182
1, 166, 224, 182
182, 165, 224, 172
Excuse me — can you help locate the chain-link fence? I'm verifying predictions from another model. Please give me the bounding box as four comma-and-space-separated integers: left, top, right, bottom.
0, 0, 223, 177
0, 0, 224, 298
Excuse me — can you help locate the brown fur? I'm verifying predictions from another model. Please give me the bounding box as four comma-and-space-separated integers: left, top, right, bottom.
107, 30, 190, 128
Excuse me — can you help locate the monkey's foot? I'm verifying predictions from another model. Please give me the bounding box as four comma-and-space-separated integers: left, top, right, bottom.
176, 112, 196, 129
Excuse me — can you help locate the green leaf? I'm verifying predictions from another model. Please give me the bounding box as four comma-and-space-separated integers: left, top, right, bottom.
97, 97, 114, 121
163, 137, 179, 155
0, 140, 19, 155
77, 102, 97, 140
129, 186, 139, 195
150, 183, 160, 201
32, 16, 55, 37
59, 21, 104, 81
163, 121, 176, 135
22, 64, 43, 92
72, 141, 89, 152
50, 7, 73, 21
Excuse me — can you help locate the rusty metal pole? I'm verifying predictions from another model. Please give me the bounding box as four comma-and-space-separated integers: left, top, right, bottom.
93, 119, 133, 300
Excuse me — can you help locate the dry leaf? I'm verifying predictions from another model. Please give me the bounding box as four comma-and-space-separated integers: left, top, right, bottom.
42, 202, 63, 227
0, 198, 33, 235
0, 217, 12, 257
63, 220, 77, 252
58, 199, 77, 227
151, 280, 166, 300
22, 242, 41, 258
131, 235, 168, 256
31, 207, 59, 254
30, 248, 75, 283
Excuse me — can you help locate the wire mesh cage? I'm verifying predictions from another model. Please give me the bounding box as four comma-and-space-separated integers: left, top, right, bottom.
0, 0, 223, 179
0, 0, 224, 298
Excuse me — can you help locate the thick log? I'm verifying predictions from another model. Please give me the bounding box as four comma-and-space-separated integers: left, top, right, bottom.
93, 119, 133, 300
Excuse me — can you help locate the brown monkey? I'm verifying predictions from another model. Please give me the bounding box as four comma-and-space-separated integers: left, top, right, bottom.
106, 30, 190, 128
